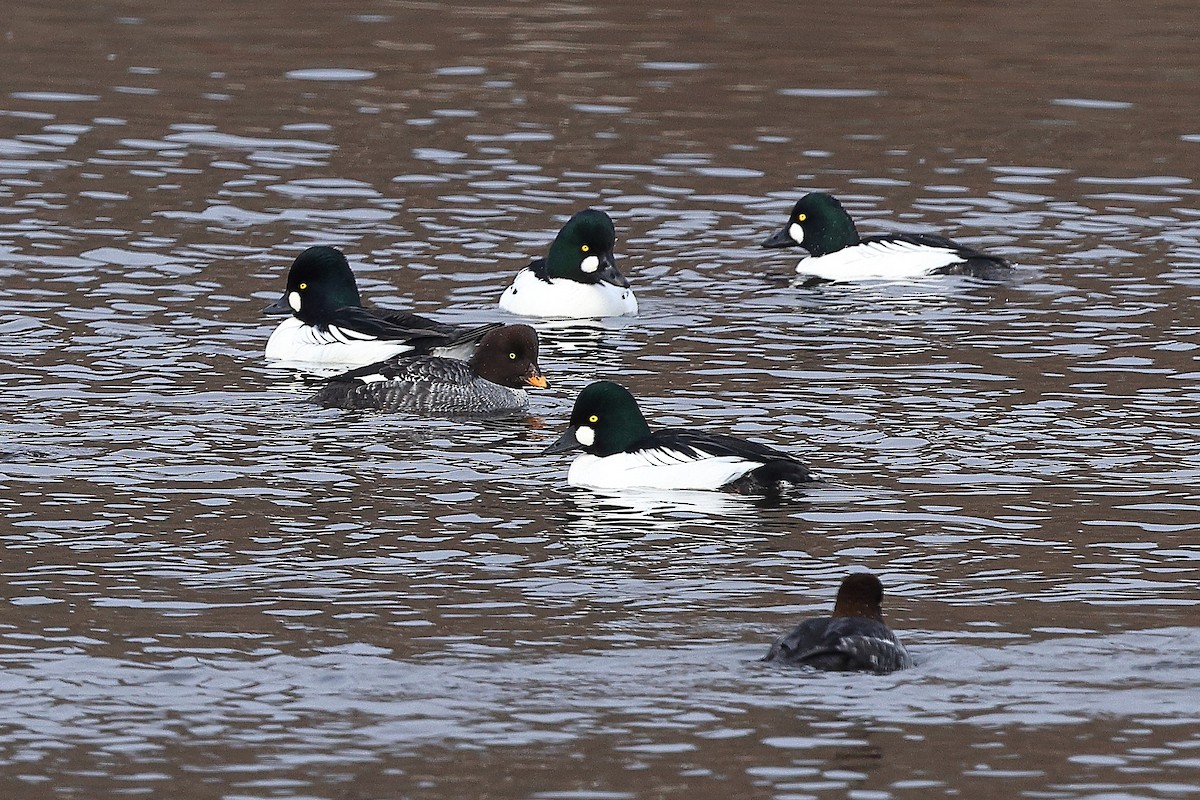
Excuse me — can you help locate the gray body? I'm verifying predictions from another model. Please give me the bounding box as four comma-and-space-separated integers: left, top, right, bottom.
765, 615, 913, 674
313, 356, 529, 416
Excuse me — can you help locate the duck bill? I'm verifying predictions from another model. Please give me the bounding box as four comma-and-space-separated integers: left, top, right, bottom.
263, 293, 292, 314
541, 427, 580, 455
762, 227, 797, 249
525, 368, 549, 389
597, 255, 630, 288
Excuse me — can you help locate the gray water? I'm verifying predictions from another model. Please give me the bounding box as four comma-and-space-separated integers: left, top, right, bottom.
2, 1, 1199, 798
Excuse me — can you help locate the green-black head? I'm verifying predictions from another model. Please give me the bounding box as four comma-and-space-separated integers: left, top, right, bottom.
541, 380, 651, 457
761, 192, 861, 257
544, 209, 628, 287
265, 246, 363, 322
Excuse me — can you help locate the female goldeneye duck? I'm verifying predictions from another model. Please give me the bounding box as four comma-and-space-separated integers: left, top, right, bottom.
541, 380, 813, 493
499, 209, 638, 318
764, 572, 913, 675
265, 245, 500, 368
311, 324, 548, 415
762, 192, 1012, 283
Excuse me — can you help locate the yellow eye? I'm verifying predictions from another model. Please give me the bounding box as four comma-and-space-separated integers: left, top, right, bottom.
588, 414, 598, 423
797, 214, 806, 222
299, 282, 308, 290
508, 352, 517, 360
581, 245, 589, 253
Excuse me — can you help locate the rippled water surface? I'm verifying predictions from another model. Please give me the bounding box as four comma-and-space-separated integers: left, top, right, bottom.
2, 1, 1200, 798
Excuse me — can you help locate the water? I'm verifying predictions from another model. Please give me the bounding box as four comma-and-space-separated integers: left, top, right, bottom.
2, 1, 1199, 798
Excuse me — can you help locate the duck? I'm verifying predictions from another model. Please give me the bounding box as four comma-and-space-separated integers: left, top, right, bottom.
764, 573, 913, 674
499, 209, 638, 318
311, 324, 548, 415
762, 192, 1011, 282
541, 380, 812, 493
264, 245, 501, 368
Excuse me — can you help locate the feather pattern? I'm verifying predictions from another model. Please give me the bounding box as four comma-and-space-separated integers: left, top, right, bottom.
764, 573, 912, 674
267, 317, 420, 367
310, 324, 544, 416
765, 616, 913, 674
312, 355, 528, 415
795, 236, 974, 281
267, 315, 500, 368
567, 429, 810, 491
322, 305, 457, 342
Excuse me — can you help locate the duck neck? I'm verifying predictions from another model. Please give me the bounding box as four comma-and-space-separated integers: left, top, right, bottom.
808, 214, 860, 256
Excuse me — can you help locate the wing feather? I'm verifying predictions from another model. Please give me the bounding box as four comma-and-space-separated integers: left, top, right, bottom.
312, 355, 525, 414
324, 307, 501, 353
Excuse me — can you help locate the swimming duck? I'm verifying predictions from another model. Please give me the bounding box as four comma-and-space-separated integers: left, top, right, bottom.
311, 324, 547, 415
499, 209, 638, 318
764, 572, 913, 674
542, 380, 812, 492
265, 246, 500, 368
762, 192, 1011, 282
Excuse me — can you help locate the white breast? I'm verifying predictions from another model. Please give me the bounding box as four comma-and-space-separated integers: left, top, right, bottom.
797, 239, 963, 281
265, 316, 417, 369
499, 269, 638, 318
566, 449, 758, 491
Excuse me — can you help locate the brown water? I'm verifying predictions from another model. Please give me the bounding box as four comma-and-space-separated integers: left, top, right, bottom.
2, 1, 1199, 798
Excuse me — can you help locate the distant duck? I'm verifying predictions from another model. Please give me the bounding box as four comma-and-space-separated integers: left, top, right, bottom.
265, 246, 500, 368
499, 209, 638, 318
311, 324, 547, 415
542, 380, 812, 493
764, 573, 913, 674
762, 192, 1011, 282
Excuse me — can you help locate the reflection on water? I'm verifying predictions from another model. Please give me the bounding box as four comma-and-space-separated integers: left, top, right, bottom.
2, 0, 1200, 797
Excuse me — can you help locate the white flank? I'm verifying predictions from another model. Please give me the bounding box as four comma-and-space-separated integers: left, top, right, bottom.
796, 239, 963, 282
575, 425, 595, 446
566, 448, 758, 491
499, 268, 638, 318
580, 255, 600, 273
265, 316, 417, 368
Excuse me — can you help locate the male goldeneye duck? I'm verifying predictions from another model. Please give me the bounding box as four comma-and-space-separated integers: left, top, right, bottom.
541, 380, 812, 493
499, 209, 638, 318
762, 192, 1011, 282
764, 572, 913, 675
264, 245, 501, 368
311, 324, 548, 415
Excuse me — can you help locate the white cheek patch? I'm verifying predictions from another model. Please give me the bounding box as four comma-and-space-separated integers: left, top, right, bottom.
288, 291, 302, 312
788, 223, 805, 245
575, 425, 595, 446
580, 255, 600, 273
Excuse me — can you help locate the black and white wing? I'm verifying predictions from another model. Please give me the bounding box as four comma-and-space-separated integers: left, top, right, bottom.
325, 306, 500, 355
643, 429, 813, 489
865, 233, 1011, 277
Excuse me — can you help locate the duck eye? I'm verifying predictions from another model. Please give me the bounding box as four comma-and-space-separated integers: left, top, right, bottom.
588, 414, 598, 423
508, 352, 516, 360
299, 282, 308, 290
796, 214, 806, 223
581, 244, 589, 253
